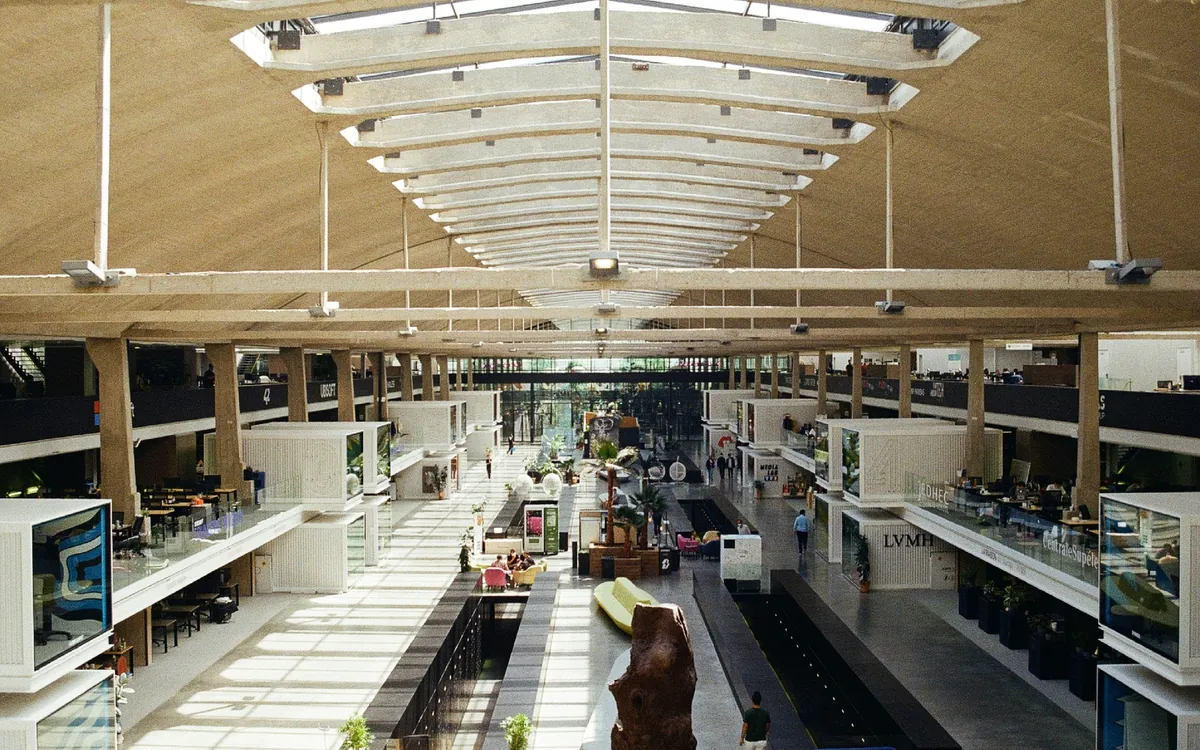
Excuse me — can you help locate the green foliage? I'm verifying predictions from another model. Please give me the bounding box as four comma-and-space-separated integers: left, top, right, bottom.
613, 503, 646, 532
430, 466, 449, 493
459, 527, 474, 572
631, 484, 665, 517
982, 580, 1003, 598
853, 532, 870, 583
501, 714, 533, 750
338, 714, 373, 750
1003, 582, 1031, 612
595, 440, 619, 462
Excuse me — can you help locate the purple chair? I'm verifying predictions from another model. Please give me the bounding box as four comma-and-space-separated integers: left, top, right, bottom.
482, 567, 508, 592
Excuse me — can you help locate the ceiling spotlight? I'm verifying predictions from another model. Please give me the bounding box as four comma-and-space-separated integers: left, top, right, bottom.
1102, 258, 1163, 285
588, 250, 619, 278
308, 300, 340, 318
595, 327, 609, 336
875, 300, 906, 314
61, 260, 135, 288
596, 303, 619, 316
397, 325, 419, 336
472, 341, 484, 348
790, 323, 810, 335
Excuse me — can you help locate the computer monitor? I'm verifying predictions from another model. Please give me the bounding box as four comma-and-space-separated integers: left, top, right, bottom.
1183, 375, 1200, 391
1010, 459, 1031, 484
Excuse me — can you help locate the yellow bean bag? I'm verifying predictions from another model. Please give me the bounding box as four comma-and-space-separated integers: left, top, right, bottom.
594, 577, 659, 635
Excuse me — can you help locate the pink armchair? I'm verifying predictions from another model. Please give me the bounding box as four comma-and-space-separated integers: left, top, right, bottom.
677, 534, 700, 558
482, 567, 509, 592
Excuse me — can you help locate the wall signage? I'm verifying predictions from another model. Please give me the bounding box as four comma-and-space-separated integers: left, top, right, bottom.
1042, 534, 1099, 570
881, 532, 936, 548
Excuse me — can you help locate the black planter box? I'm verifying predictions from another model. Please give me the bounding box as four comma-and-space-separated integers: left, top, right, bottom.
1068, 649, 1098, 701
1028, 633, 1068, 679
958, 585, 980, 619
998, 609, 1028, 649
977, 594, 1003, 634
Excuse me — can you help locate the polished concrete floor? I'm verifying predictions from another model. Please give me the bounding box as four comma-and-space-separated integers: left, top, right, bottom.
712, 471, 1097, 750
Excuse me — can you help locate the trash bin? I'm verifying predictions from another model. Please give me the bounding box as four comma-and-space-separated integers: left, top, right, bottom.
559, 531, 569, 554
601, 555, 616, 579
578, 550, 590, 575
571, 541, 578, 568
658, 548, 681, 574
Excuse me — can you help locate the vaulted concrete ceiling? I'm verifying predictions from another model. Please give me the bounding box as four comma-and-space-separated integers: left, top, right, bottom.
0, 0, 1197, 356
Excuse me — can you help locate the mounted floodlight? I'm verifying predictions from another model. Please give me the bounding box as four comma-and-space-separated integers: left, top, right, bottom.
472, 341, 484, 348
397, 325, 419, 336
588, 250, 619, 278
61, 260, 134, 288
875, 300, 906, 314
1108, 258, 1163, 285
596, 303, 619, 316
790, 323, 810, 335
308, 300, 340, 318
595, 327, 609, 336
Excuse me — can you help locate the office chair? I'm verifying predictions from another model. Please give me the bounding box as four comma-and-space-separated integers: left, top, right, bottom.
1077, 505, 1092, 520
114, 516, 147, 556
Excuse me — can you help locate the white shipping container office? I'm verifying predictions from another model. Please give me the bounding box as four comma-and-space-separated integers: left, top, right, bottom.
399, 451, 465, 500
1097, 664, 1200, 750
702, 424, 737, 463
740, 448, 786, 498
816, 418, 943, 492
251, 421, 394, 495
741, 398, 820, 449
390, 401, 467, 453
0, 669, 116, 748
358, 495, 392, 566
461, 390, 504, 460
257, 511, 367, 594
841, 422, 1004, 508
840, 507, 957, 590
703, 389, 755, 428
241, 427, 366, 512
0, 500, 113, 693
814, 492, 851, 563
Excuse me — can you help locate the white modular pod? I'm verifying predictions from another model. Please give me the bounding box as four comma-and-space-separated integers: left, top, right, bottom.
358, 495, 391, 566
0, 669, 116, 748
814, 493, 851, 563
703, 389, 755, 427
743, 398, 820, 448
841, 423, 1003, 508
259, 511, 367, 594
252, 421, 394, 492
702, 424, 737, 464
398, 451, 464, 500
742, 448, 785, 499
720, 535, 762, 592
241, 428, 366, 512
460, 390, 502, 427
0, 500, 113, 693
465, 425, 502, 461
840, 508, 956, 591
1100, 492, 1200, 686
815, 417, 943, 491
1098, 664, 1200, 750
390, 401, 467, 453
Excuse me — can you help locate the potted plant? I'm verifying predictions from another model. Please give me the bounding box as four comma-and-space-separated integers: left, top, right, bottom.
501, 713, 533, 750
978, 580, 1004, 634
595, 439, 619, 463
114, 672, 134, 745
338, 714, 373, 750
430, 466, 449, 499
561, 458, 577, 484
753, 479, 765, 500
546, 434, 566, 460
853, 532, 870, 593
958, 563, 981, 620
612, 504, 645, 556
631, 485, 665, 547
459, 527, 474, 573
1027, 614, 1068, 680
998, 582, 1030, 649
1068, 627, 1099, 701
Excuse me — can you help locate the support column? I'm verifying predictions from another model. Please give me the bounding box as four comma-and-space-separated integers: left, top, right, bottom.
437, 355, 451, 401
459, 358, 468, 391
419, 354, 433, 400
851, 348, 863, 418
1076, 332, 1101, 514
967, 339, 985, 479
372, 352, 389, 420
770, 354, 779, 398
85, 337, 138, 519
754, 356, 764, 398
280, 347, 308, 422
898, 344, 912, 418
208, 343, 245, 493
399, 353, 414, 401
817, 350, 828, 415
739, 356, 748, 391
727, 358, 735, 389
468, 359, 475, 391
332, 349, 355, 421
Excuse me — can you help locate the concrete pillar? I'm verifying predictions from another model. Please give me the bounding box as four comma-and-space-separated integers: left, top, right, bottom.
754, 355, 763, 398
372, 352, 389, 420
817, 350, 828, 415
207, 343, 245, 492
399, 353, 414, 401
419, 354, 433, 400
851, 348, 863, 418
467, 359, 475, 390
967, 339, 985, 479
332, 350, 356, 421
1076, 332, 1101, 514
280, 347, 308, 422
791, 352, 801, 393
727, 358, 735, 389
437, 355, 451, 401
898, 344, 912, 418
739, 356, 748, 390
459, 359, 468, 391
770, 354, 779, 398
85, 337, 138, 519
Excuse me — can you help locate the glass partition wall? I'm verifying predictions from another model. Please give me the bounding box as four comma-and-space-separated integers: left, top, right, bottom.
1101, 500, 1181, 662
499, 382, 703, 443
32, 507, 111, 670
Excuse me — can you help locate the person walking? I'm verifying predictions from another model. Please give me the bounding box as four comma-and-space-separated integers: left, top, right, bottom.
485, 448, 493, 479
794, 509, 811, 560
705, 454, 716, 484
716, 454, 728, 484
507, 436, 515, 455
739, 691, 771, 749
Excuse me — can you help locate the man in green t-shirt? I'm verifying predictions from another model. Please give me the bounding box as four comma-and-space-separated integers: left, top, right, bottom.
739, 691, 771, 749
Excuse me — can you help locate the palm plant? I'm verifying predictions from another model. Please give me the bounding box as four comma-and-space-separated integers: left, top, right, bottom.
612, 504, 645, 555
631, 485, 665, 547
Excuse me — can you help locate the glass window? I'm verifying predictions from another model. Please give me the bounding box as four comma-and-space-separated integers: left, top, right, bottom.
1100, 500, 1181, 662
840, 514, 860, 582
842, 429, 861, 496
345, 432, 364, 497
347, 517, 366, 581
375, 424, 390, 480
814, 498, 829, 557
1098, 672, 1176, 750
32, 507, 111, 669
815, 423, 830, 479
36, 676, 115, 750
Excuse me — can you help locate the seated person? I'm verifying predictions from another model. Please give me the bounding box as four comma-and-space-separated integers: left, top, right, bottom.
492, 555, 509, 571
1155, 542, 1178, 563
702, 530, 721, 544
506, 549, 519, 569
736, 519, 751, 535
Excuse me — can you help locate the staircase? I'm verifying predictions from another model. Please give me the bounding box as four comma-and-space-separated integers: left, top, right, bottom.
237, 353, 263, 378
0, 343, 45, 387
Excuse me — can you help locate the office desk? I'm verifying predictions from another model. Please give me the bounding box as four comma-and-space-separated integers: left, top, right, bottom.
1061, 518, 1100, 528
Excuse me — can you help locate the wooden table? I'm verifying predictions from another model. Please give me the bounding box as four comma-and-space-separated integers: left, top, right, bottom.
160, 604, 201, 635
151, 618, 179, 652
1061, 518, 1100, 528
